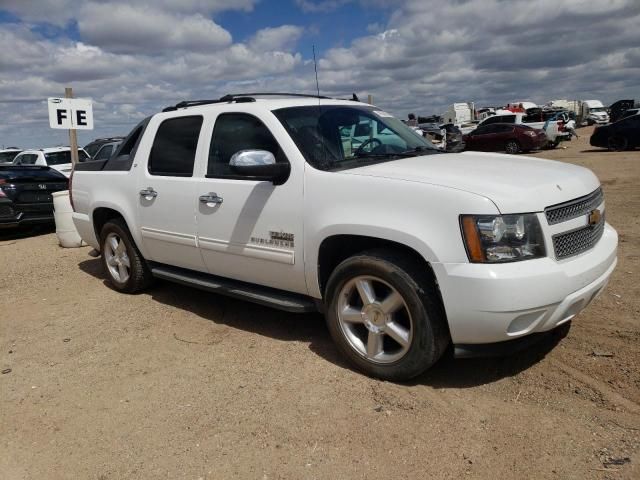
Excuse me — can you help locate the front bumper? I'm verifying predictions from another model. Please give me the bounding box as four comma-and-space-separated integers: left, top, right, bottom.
433, 222, 617, 345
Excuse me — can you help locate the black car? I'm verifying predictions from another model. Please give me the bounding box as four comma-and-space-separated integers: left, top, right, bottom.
590, 113, 640, 151
83, 136, 125, 158
0, 165, 68, 229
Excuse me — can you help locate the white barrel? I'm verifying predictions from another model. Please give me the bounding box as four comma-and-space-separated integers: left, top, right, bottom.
52, 190, 84, 248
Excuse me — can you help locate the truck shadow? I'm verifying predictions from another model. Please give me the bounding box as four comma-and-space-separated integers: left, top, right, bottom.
78, 257, 569, 389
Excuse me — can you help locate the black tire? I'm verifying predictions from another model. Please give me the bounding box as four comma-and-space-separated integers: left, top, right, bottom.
325, 249, 449, 381
548, 139, 561, 149
100, 218, 153, 293
607, 136, 627, 152
505, 140, 520, 154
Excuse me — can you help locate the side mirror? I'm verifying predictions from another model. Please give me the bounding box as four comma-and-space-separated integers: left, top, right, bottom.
229, 150, 290, 185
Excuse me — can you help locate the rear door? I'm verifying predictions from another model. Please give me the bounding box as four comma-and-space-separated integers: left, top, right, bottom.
472, 125, 496, 150
137, 115, 207, 272
493, 125, 514, 150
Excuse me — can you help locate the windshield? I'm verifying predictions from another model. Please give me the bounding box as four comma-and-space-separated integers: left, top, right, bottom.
273, 105, 438, 171
45, 150, 89, 165
84, 143, 101, 157
590, 107, 607, 113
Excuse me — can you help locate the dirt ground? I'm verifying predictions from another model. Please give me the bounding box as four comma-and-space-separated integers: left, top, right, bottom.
1, 127, 639, 480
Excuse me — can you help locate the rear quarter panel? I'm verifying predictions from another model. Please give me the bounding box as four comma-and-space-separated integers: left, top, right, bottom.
72, 169, 141, 251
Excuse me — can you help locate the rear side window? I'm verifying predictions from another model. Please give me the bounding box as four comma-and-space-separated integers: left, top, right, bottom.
149, 116, 202, 177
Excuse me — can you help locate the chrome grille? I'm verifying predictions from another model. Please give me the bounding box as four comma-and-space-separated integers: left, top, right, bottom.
545, 188, 603, 225
552, 213, 605, 259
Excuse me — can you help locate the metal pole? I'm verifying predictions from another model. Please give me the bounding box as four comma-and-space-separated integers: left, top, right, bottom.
65, 87, 79, 166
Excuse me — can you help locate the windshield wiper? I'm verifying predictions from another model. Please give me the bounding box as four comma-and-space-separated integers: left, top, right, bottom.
400, 146, 442, 155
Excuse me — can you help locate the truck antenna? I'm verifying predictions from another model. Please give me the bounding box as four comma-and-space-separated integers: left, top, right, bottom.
312, 45, 328, 168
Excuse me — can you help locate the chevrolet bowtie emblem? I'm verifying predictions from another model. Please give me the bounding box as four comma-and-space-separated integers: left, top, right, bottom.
588, 209, 601, 226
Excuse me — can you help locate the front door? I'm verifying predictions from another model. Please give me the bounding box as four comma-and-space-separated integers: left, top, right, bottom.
195, 111, 307, 295
137, 115, 207, 272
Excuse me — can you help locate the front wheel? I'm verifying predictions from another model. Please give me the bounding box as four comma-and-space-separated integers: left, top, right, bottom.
100, 218, 153, 293
325, 250, 449, 381
505, 140, 520, 154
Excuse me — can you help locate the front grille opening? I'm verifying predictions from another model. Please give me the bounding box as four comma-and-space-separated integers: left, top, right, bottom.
552, 213, 605, 259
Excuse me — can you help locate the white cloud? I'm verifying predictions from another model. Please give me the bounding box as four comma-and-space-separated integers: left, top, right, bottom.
0, 0, 257, 25
249, 25, 304, 52
77, 4, 232, 54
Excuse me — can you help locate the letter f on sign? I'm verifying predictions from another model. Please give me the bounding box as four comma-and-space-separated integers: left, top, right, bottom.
56, 109, 68, 125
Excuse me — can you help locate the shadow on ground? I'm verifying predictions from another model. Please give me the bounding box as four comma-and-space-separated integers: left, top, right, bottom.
79, 257, 569, 389
0, 225, 55, 242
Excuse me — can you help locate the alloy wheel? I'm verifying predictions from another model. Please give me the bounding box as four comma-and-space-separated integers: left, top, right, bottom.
103, 232, 131, 283
336, 275, 413, 364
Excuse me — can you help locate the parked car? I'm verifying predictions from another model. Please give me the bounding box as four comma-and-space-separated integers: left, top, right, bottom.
0, 165, 68, 229
12, 147, 90, 177
0, 148, 22, 165
83, 136, 125, 158
92, 140, 122, 161
590, 113, 640, 151
72, 93, 617, 381
473, 113, 567, 147
608, 99, 636, 123
439, 123, 465, 152
463, 123, 547, 154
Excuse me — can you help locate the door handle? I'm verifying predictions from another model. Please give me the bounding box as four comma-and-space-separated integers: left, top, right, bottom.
199, 193, 223, 205
139, 187, 157, 198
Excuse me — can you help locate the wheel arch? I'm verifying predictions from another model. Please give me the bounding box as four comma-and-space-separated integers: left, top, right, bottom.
92, 205, 140, 252
316, 234, 444, 306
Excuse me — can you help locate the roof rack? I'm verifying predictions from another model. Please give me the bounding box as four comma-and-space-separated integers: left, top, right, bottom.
162, 92, 335, 112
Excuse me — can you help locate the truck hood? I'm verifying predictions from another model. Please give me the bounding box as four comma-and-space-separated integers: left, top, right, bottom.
341, 151, 600, 213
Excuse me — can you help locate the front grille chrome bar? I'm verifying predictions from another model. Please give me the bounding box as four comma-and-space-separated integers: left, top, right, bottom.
545, 188, 603, 225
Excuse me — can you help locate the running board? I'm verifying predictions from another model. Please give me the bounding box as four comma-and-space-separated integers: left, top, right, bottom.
149, 263, 318, 313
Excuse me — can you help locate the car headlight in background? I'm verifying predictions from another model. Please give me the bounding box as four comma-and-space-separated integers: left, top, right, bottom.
460, 214, 546, 263
523, 130, 537, 137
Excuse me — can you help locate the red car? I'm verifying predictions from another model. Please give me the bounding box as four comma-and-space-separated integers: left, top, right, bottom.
463, 123, 547, 154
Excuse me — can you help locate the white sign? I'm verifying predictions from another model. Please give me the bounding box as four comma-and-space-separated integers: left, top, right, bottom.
48, 97, 94, 130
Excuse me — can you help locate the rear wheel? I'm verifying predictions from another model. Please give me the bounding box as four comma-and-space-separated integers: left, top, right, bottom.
505, 140, 520, 154
607, 136, 627, 152
100, 218, 153, 293
325, 249, 449, 381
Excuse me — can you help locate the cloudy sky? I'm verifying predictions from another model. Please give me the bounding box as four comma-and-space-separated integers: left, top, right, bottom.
0, 0, 639, 148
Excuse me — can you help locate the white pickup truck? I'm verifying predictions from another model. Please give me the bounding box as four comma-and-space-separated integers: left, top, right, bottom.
71, 94, 617, 380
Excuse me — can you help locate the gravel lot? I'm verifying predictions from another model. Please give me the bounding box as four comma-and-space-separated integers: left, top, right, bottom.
1, 128, 639, 479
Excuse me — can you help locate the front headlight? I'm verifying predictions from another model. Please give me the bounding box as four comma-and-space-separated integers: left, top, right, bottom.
460, 214, 546, 263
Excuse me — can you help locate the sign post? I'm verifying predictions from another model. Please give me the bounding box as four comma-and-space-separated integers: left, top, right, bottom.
66, 88, 79, 166
47, 90, 94, 166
